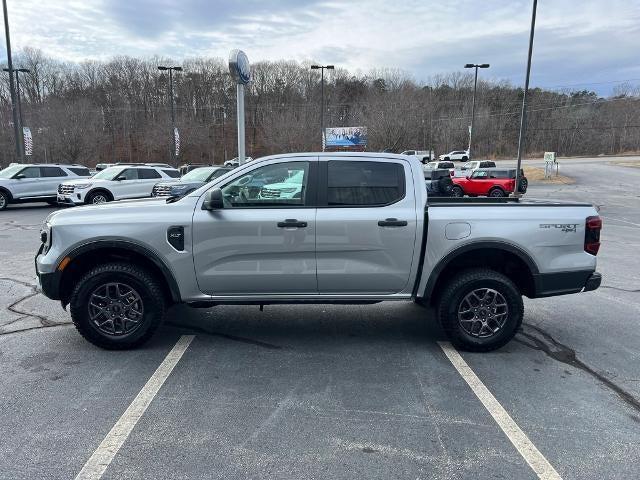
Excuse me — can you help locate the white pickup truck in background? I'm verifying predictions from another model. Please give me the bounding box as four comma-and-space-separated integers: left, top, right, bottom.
36, 153, 601, 352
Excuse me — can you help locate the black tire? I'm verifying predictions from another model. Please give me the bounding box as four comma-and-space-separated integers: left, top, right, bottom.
436, 268, 523, 352
86, 190, 111, 205
489, 187, 506, 198
461, 156, 468, 161
0, 190, 8, 210
444, 156, 450, 161
451, 185, 464, 197
69, 263, 166, 349
518, 177, 528, 193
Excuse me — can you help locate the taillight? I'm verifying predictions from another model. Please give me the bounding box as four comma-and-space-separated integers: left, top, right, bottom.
584, 216, 602, 255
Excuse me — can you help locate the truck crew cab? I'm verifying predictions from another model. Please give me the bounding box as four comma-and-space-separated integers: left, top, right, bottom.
36, 153, 602, 351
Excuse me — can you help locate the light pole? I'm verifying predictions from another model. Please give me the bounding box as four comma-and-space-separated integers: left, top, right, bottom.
2, 0, 22, 161
158, 65, 182, 163
311, 64, 334, 150
514, 0, 538, 197
464, 63, 490, 160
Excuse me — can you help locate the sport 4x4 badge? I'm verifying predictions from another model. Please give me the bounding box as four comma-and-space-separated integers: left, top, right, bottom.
539, 223, 578, 233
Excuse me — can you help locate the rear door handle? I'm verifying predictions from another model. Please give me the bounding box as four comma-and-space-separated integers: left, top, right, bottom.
378, 218, 408, 227
277, 219, 307, 228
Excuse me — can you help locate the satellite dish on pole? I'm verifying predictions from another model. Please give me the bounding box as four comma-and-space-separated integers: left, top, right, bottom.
229, 50, 251, 165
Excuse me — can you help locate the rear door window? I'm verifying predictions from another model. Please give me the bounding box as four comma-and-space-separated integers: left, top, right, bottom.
68, 167, 91, 176
162, 169, 180, 178
41, 166, 67, 177
138, 168, 162, 179
326, 161, 405, 206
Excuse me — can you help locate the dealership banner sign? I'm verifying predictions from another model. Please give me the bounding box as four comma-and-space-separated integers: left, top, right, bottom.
23, 127, 33, 156
325, 127, 367, 149
174, 127, 180, 157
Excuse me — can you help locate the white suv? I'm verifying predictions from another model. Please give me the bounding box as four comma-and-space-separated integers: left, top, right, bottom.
439, 150, 469, 161
58, 165, 180, 205
0, 163, 91, 210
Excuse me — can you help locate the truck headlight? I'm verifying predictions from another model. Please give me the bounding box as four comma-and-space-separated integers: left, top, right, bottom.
73, 183, 92, 189
278, 188, 298, 193
40, 222, 52, 254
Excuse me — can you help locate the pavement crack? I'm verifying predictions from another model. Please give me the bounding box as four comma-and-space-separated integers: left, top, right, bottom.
600, 285, 640, 293
165, 321, 283, 349
517, 323, 640, 413
0, 276, 57, 328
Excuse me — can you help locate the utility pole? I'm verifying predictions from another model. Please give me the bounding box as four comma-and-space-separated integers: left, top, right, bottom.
464, 63, 490, 160
514, 0, 538, 198
2, 0, 22, 161
158, 65, 182, 164
311, 64, 334, 150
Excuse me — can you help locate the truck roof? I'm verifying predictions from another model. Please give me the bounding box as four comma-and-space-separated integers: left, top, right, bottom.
252, 151, 419, 164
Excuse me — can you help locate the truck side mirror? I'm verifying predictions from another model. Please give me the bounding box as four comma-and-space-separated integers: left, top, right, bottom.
14, 173, 26, 179
202, 188, 224, 210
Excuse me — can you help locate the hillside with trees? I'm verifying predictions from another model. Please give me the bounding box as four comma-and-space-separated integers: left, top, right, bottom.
1, 48, 639, 166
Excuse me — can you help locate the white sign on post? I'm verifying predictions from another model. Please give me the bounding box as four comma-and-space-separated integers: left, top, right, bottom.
23, 127, 33, 156
544, 152, 556, 163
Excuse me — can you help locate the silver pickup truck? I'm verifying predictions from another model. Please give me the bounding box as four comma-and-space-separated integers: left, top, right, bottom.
36, 153, 602, 352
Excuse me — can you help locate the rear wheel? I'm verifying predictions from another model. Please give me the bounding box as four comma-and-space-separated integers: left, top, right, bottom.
0, 191, 8, 210
518, 177, 528, 193
489, 187, 506, 198
461, 156, 468, 161
69, 263, 166, 349
436, 268, 523, 352
451, 185, 464, 197
86, 191, 110, 204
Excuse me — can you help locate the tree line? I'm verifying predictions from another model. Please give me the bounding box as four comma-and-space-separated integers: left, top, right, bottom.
1, 47, 639, 167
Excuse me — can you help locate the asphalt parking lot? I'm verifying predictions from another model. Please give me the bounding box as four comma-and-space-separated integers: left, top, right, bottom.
1, 156, 639, 479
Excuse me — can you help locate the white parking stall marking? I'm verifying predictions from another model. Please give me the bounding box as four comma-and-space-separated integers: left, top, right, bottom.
438, 341, 562, 480
75, 335, 195, 480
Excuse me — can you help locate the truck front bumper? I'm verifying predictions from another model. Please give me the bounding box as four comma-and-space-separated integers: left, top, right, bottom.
35, 245, 62, 300
532, 270, 601, 298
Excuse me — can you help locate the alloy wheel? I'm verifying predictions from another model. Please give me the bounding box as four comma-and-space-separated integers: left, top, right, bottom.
457, 288, 508, 338
88, 282, 144, 336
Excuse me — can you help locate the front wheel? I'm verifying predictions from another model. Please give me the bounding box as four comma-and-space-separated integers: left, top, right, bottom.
436, 268, 523, 352
69, 263, 166, 349
86, 191, 110, 204
451, 185, 464, 197
0, 191, 8, 210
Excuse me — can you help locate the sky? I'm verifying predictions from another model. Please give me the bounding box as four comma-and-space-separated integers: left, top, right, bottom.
2, 0, 640, 95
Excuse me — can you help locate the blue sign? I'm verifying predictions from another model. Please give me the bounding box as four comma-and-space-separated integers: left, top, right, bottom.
229, 49, 251, 84
325, 127, 368, 148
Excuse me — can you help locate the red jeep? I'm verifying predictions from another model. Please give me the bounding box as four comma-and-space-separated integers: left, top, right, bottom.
451, 168, 528, 197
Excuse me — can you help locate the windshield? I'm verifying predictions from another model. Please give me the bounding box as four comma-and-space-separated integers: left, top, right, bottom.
181, 167, 218, 182
92, 167, 124, 180
0, 165, 25, 178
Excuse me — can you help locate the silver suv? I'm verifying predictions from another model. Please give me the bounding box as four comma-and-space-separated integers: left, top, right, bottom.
0, 163, 91, 210
58, 165, 180, 205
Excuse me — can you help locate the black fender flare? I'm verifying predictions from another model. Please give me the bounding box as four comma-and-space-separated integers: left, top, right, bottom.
423, 241, 539, 298
60, 239, 182, 303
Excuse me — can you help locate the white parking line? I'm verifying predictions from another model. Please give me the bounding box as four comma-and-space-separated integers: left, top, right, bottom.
75, 335, 195, 480
438, 341, 562, 480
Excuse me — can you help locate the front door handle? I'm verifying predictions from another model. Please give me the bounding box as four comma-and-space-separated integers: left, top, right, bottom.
378, 218, 408, 227
277, 219, 307, 228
